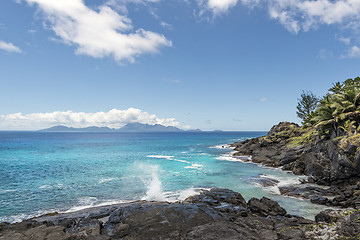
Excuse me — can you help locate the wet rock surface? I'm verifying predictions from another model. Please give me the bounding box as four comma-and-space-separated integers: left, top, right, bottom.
2, 188, 354, 240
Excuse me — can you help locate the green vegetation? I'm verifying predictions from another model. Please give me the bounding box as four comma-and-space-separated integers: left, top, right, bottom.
276, 226, 301, 235
296, 90, 319, 122
291, 77, 360, 152
261, 77, 360, 152
304, 77, 360, 136
264, 126, 300, 144
288, 127, 317, 147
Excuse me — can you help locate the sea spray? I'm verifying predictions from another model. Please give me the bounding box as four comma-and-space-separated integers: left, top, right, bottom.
138, 164, 166, 201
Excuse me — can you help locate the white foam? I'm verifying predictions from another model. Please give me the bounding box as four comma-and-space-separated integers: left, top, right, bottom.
0, 189, 16, 193
174, 159, 190, 163
216, 152, 252, 163
163, 187, 208, 202
260, 174, 304, 187
198, 153, 210, 156
64, 198, 128, 213
99, 178, 116, 184
210, 144, 232, 149
184, 163, 203, 169
0, 208, 58, 224
147, 155, 174, 160
39, 184, 65, 190
256, 173, 308, 195
147, 155, 189, 163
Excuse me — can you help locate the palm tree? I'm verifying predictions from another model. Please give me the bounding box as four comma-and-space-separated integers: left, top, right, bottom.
310, 95, 338, 134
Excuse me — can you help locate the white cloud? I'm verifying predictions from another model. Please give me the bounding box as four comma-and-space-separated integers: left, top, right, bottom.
0, 40, 22, 53
27, 29, 37, 34
242, 0, 360, 34
160, 21, 173, 30
0, 108, 181, 130
342, 45, 360, 58
200, 0, 360, 34
25, 0, 171, 63
258, 97, 268, 102
207, 0, 239, 14
338, 36, 351, 45
317, 49, 333, 59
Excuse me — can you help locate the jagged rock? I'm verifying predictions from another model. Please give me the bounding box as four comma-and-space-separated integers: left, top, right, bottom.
248, 197, 286, 217
259, 197, 287, 216
310, 196, 329, 205
0, 189, 312, 240
3, 188, 360, 239
315, 210, 339, 223
248, 198, 269, 217
232, 122, 360, 209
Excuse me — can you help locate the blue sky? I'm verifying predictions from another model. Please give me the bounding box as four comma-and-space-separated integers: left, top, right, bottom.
0, 0, 360, 131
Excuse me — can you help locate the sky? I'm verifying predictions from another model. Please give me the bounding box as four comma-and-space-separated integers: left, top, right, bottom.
0, 0, 360, 131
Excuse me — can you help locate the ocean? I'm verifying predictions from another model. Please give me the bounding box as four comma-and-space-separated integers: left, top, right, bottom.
0, 131, 329, 223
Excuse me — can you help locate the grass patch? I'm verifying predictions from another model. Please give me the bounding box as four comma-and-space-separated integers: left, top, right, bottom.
287, 128, 318, 147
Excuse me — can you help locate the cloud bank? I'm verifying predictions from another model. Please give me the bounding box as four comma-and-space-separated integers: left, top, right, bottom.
0, 40, 22, 53
0, 108, 181, 130
25, 0, 171, 63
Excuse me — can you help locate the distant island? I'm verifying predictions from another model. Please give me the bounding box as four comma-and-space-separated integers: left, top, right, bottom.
39, 122, 186, 132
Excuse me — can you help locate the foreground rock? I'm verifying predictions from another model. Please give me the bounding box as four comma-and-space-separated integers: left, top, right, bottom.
231, 122, 360, 209
2, 188, 346, 240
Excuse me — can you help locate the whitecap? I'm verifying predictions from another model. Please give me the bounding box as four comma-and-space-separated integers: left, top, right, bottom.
0, 189, 16, 193
174, 159, 190, 163
198, 153, 210, 156
184, 163, 203, 169
39, 185, 52, 189
99, 178, 116, 184
147, 155, 174, 160
147, 155, 189, 163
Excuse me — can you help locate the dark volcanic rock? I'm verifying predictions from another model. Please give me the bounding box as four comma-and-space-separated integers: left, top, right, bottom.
2, 188, 359, 239
232, 122, 360, 183
248, 197, 287, 217
231, 122, 360, 209
0, 188, 321, 240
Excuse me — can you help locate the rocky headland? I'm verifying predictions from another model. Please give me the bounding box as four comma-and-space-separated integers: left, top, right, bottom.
231, 121, 360, 209
1, 188, 360, 240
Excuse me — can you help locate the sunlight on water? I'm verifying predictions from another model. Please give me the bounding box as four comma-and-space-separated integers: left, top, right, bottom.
0, 131, 331, 222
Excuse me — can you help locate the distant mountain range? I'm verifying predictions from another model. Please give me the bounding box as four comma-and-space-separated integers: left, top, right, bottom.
39, 123, 192, 132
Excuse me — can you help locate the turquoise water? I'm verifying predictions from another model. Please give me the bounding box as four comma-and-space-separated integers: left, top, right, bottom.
0, 131, 329, 222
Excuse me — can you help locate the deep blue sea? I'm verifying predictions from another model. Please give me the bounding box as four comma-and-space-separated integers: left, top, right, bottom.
0, 131, 330, 222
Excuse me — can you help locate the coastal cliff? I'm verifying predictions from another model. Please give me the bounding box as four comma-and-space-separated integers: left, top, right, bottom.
232, 122, 360, 209
1, 188, 360, 240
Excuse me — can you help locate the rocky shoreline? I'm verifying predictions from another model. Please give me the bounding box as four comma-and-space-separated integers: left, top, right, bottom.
231, 122, 360, 210
3, 122, 360, 239
2, 188, 360, 240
